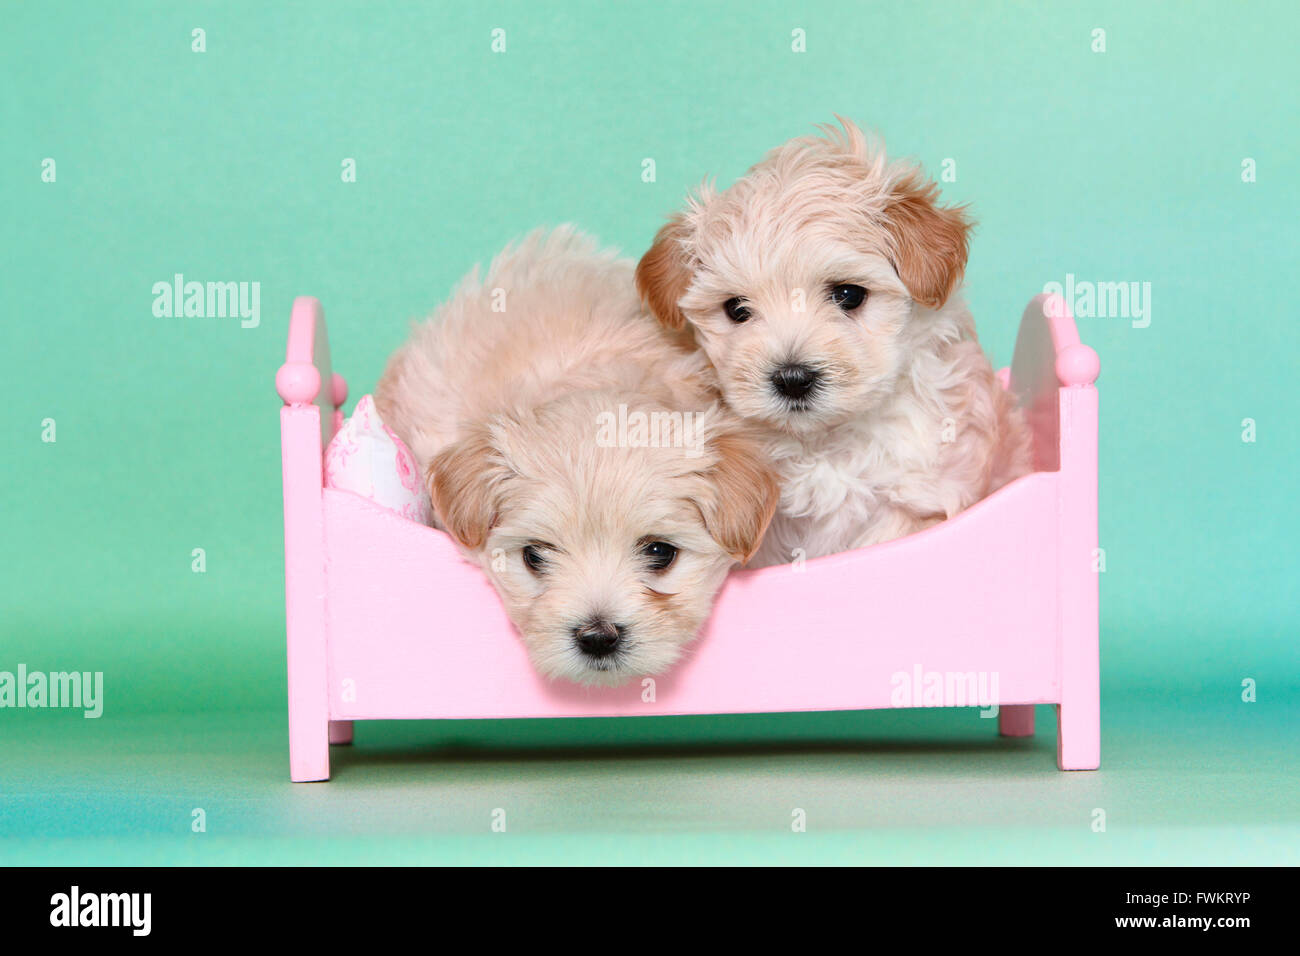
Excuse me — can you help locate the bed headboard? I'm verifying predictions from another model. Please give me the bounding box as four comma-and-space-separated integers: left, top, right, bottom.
1008, 293, 1100, 473
275, 296, 347, 447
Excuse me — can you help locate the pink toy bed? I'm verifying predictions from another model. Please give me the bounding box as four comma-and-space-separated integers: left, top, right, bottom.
275, 292, 1100, 781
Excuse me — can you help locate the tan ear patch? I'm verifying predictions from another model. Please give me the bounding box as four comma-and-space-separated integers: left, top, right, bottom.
883, 169, 972, 309
635, 214, 694, 331
697, 428, 780, 565
427, 428, 504, 550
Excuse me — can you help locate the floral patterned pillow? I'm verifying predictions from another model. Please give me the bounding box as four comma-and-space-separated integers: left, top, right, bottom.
324, 394, 431, 525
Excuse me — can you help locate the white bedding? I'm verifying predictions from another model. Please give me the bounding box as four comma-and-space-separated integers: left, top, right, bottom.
324, 394, 432, 524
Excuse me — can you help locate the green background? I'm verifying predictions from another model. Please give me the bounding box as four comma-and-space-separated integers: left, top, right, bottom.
1, 0, 1295, 865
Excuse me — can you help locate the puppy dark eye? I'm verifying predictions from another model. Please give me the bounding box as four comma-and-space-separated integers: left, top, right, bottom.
723, 297, 752, 323
829, 284, 868, 311
521, 544, 550, 575
639, 540, 678, 573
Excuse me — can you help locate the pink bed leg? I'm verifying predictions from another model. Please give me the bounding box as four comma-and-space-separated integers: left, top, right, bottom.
998, 704, 1035, 737
281, 400, 331, 782
329, 720, 354, 745
1053, 334, 1101, 770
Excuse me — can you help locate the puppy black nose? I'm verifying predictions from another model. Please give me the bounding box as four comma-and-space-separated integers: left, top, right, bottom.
573, 619, 625, 658
771, 364, 819, 400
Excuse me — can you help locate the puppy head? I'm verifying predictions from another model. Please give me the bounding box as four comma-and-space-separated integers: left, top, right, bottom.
636, 119, 971, 435
428, 392, 777, 686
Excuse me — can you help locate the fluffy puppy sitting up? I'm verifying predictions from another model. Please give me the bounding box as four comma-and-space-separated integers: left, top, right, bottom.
376, 228, 777, 686
637, 120, 1032, 568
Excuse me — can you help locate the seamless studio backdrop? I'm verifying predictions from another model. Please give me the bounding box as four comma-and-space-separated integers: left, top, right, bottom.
1, 1, 1296, 865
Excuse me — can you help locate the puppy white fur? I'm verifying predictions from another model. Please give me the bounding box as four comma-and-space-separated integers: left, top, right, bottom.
376, 228, 778, 685
637, 120, 1032, 567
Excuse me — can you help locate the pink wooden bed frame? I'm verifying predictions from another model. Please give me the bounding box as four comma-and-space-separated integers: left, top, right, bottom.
276, 292, 1100, 781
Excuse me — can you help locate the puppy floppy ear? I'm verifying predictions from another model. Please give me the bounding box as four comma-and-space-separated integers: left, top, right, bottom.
696, 424, 780, 565
882, 168, 972, 309
427, 426, 508, 550
636, 214, 694, 330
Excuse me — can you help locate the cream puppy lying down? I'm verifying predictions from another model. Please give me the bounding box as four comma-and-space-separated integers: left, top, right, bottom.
376, 228, 777, 686
637, 120, 1033, 568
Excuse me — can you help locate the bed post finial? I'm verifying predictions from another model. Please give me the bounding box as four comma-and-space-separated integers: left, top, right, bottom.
276, 361, 321, 405
1056, 344, 1100, 388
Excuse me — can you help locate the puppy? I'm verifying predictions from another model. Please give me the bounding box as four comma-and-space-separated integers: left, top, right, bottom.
636, 120, 1032, 567
375, 228, 778, 686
